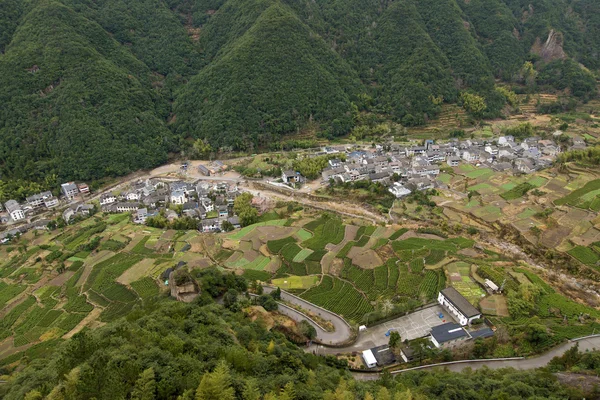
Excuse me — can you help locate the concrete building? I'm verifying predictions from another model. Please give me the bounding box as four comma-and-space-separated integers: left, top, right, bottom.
362, 349, 377, 369
5, 200, 24, 221
430, 322, 469, 348
437, 287, 482, 326
61, 182, 79, 199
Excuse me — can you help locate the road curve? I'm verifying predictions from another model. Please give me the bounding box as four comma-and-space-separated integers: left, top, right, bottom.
352, 336, 600, 380
262, 286, 353, 345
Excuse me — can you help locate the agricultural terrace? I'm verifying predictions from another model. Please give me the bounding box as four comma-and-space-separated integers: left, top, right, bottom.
428, 163, 600, 271
0, 214, 199, 357
2, 203, 600, 360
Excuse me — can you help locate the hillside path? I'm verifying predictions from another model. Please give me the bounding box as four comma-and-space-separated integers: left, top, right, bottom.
352, 336, 600, 380
262, 286, 353, 345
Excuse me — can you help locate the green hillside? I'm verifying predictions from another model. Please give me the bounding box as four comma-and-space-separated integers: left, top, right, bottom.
173, 2, 362, 147
0, 0, 599, 186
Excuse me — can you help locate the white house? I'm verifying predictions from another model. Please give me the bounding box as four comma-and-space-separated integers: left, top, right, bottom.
115, 203, 139, 213
125, 192, 140, 201
61, 182, 79, 199
447, 156, 461, 167
362, 349, 377, 369
5, 200, 24, 221
134, 208, 148, 224
201, 199, 214, 212
100, 194, 117, 206
437, 287, 482, 326
43, 193, 59, 208
170, 190, 186, 205
389, 183, 411, 198
430, 322, 469, 348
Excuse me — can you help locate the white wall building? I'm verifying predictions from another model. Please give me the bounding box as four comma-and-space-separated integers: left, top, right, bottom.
437, 287, 482, 326
5, 200, 24, 221
362, 349, 377, 369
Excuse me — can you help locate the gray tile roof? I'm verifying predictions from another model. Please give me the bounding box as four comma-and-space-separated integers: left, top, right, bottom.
430, 322, 468, 343
440, 287, 480, 318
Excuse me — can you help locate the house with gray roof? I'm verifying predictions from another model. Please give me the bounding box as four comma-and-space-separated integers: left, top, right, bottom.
430, 322, 469, 348
438, 287, 481, 326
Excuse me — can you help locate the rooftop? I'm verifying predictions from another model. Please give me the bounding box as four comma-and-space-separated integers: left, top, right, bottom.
440, 287, 481, 318
430, 322, 469, 343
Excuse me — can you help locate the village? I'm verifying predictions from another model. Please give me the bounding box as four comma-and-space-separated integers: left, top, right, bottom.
318, 132, 584, 198
0, 132, 584, 241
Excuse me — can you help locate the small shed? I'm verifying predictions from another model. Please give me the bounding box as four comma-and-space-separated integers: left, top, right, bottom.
362, 349, 377, 369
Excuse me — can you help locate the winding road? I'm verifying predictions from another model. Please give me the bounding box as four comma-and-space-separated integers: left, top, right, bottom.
262, 286, 353, 345
351, 335, 600, 380
267, 286, 600, 379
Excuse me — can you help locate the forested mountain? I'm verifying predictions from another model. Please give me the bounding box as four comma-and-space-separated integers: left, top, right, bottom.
0, 295, 589, 399
1, 0, 599, 186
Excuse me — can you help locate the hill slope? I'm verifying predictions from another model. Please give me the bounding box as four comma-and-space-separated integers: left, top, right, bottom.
173, 2, 363, 148
0, 0, 598, 186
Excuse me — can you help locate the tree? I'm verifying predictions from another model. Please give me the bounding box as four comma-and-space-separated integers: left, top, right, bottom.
221, 221, 234, 232
377, 387, 391, 400
193, 139, 213, 159
271, 287, 281, 300
223, 289, 239, 310
242, 379, 261, 400
388, 331, 401, 350
460, 92, 487, 118
195, 361, 235, 400
132, 368, 156, 400
298, 320, 317, 341
234, 193, 258, 227
409, 338, 434, 365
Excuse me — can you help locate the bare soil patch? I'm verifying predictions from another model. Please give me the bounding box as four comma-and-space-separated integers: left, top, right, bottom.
160, 230, 177, 240
63, 308, 103, 339
265, 257, 281, 273
375, 244, 396, 260
479, 294, 509, 317
255, 226, 297, 241
188, 237, 205, 253
187, 258, 212, 269
117, 258, 154, 285
458, 248, 480, 257
259, 244, 270, 257
348, 248, 383, 269
329, 257, 344, 276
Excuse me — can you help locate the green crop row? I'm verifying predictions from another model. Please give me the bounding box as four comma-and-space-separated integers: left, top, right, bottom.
130, 277, 159, 300
267, 236, 296, 253
568, 246, 600, 266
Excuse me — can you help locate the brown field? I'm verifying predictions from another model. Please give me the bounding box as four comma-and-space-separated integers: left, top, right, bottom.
265, 257, 281, 273
117, 258, 155, 285
254, 226, 297, 241
188, 237, 205, 253
479, 294, 509, 317
347, 248, 383, 269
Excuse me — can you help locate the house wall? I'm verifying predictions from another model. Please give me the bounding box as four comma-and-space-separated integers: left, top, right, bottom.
437, 292, 468, 326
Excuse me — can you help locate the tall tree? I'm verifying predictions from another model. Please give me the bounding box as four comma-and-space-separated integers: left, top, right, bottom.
195, 361, 235, 400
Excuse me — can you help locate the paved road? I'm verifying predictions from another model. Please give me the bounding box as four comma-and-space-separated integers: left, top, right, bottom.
352, 336, 600, 380
262, 287, 353, 345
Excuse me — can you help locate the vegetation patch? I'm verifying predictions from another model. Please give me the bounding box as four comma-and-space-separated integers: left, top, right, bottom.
501, 183, 535, 200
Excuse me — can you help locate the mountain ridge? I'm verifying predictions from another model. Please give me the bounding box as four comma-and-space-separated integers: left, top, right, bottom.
0, 0, 598, 187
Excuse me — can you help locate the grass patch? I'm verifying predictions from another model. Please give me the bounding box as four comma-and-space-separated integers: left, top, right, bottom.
272, 275, 319, 290
501, 183, 535, 200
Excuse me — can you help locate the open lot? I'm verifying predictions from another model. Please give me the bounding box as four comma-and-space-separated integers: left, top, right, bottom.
347, 305, 453, 351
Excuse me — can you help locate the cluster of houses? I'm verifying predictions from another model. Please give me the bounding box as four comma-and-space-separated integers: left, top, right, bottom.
1, 181, 90, 224
320, 134, 584, 198
99, 179, 245, 232
361, 287, 494, 369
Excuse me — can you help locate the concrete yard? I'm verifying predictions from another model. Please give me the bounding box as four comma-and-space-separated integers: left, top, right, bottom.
360, 305, 454, 348
311, 304, 454, 355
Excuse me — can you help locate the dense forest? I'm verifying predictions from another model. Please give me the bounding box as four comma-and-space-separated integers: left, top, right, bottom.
0, 0, 599, 186
0, 269, 592, 399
